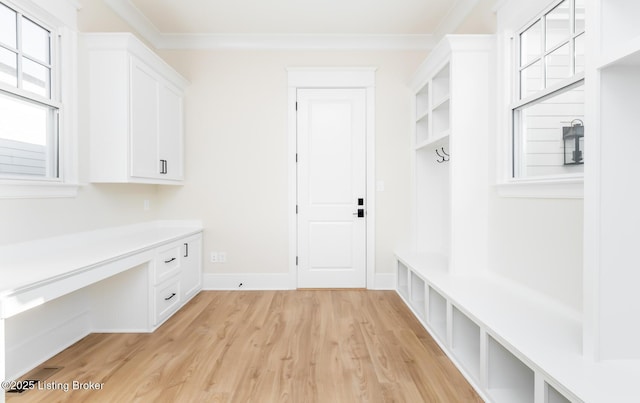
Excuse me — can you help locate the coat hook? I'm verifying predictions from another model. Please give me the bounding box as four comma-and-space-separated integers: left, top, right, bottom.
435, 148, 446, 163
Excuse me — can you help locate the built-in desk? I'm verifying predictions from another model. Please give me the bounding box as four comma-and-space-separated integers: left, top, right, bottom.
0, 221, 202, 401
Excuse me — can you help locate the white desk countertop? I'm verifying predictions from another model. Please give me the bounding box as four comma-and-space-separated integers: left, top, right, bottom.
0, 221, 202, 299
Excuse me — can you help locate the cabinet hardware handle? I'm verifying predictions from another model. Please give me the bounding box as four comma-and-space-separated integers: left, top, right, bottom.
160, 159, 168, 174
184, 243, 189, 257
164, 257, 176, 264
164, 292, 176, 301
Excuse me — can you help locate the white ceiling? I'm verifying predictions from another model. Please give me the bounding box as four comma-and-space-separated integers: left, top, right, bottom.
128, 0, 453, 35
103, 0, 496, 50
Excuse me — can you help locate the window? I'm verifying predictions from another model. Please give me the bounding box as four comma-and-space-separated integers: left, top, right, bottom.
0, 1, 60, 180
512, 0, 585, 179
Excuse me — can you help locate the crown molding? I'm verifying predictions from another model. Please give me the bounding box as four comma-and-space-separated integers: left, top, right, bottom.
102, 0, 479, 51
158, 33, 436, 50
103, 0, 163, 46
434, 0, 481, 39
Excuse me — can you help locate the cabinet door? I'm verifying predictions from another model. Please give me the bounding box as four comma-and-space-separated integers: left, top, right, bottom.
158, 83, 184, 180
130, 58, 161, 179
181, 235, 202, 300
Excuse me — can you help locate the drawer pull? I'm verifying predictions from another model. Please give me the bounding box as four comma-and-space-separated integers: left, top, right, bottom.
164, 292, 176, 301
184, 242, 189, 257
164, 257, 176, 264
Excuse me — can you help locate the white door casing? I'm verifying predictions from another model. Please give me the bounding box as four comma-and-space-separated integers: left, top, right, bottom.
296, 89, 367, 288
287, 67, 376, 290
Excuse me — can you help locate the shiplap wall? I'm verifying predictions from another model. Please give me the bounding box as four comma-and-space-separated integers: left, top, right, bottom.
0, 138, 47, 176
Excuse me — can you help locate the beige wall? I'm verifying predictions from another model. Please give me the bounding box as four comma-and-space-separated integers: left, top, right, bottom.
154, 49, 424, 275
0, 0, 424, 282
4, 0, 584, 307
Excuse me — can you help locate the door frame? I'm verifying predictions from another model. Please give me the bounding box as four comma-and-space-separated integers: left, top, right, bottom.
287, 67, 376, 289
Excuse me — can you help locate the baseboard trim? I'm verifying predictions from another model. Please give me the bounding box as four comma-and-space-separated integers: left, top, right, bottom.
203, 272, 395, 291
203, 273, 295, 290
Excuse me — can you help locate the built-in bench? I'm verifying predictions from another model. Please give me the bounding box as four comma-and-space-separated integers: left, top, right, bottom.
0, 220, 203, 402
395, 249, 640, 403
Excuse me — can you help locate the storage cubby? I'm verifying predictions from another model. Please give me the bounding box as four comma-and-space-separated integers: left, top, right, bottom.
432, 99, 450, 138
416, 114, 429, 145
546, 382, 572, 403
410, 272, 426, 320
415, 138, 450, 259
451, 306, 480, 381
488, 336, 534, 403
431, 63, 450, 104
428, 286, 447, 341
397, 261, 409, 300
416, 83, 429, 118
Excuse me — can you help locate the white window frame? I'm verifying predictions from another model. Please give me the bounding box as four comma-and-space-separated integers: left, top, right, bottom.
497, 0, 585, 198
0, 0, 78, 198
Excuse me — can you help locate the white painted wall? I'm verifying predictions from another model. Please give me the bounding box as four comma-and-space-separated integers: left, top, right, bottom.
489, 0, 584, 311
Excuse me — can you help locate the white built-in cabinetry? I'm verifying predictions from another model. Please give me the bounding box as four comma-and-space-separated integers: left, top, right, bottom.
584, 0, 640, 365
0, 222, 203, 385
84, 33, 189, 184
152, 234, 202, 326
397, 35, 582, 403
411, 35, 490, 276
399, 16, 640, 401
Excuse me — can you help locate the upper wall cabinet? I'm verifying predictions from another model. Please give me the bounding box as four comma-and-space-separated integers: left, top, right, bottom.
84, 33, 189, 184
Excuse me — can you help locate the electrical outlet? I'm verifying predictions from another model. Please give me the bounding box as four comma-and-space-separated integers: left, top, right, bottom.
218, 252, 227, 263
210, 252, 218, 263
143, 199, 150, 211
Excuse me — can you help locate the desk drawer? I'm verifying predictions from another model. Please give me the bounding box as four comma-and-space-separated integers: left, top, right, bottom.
155, 245, 181, 284
154, 279, 181, 325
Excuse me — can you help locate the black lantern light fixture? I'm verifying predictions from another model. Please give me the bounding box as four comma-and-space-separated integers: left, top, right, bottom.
563, 119, 584, 165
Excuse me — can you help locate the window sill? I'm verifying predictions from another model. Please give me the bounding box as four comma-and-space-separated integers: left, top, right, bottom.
496, 177, 583, 199
0, 181, 80, 199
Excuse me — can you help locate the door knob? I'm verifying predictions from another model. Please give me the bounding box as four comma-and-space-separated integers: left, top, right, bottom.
353, 208, 365, 218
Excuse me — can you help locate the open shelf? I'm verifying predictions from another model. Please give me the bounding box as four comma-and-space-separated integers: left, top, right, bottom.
410, 272, 426, 320
394, 249, 598, 402
432, 62, 450, 104
546, 383, 572, 403
452, 306, 480, 381
432, 99, 450, 135
428, 286, 447, 342
416, 83, 429, 118
397, 261, 409, 300
416, 113, 429, 144
488, 336, 534, 403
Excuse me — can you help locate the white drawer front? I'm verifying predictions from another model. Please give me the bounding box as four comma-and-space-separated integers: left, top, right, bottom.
155, 245, 181, 284
154, 279, 181, 325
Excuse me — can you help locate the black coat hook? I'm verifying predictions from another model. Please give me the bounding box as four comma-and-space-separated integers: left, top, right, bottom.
435, 147, 449, 163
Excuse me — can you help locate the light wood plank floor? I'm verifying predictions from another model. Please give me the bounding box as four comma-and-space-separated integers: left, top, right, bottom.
6, 290, 482, 402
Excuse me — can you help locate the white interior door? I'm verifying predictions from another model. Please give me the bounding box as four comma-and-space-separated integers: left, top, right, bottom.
297, 88, 367, 288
